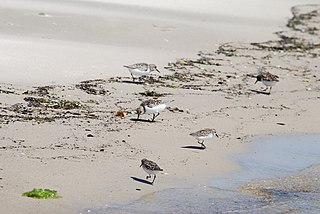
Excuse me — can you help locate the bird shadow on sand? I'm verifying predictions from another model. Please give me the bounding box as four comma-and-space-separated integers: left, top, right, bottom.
121, 80, 145, 85
131, 176, 153, 185
181, 145, 205, 150
130, 118, 158, 123
250, 89, 270, 95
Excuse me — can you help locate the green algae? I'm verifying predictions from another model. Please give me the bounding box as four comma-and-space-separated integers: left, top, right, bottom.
22, 188, 62, 199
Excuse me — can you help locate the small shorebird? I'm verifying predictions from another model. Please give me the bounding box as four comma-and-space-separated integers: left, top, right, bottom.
190, 128, 219, 149
140, 158, 163, 184
124, 63, 160, 82
136, 99, 173, 122
255, 71, 279, 94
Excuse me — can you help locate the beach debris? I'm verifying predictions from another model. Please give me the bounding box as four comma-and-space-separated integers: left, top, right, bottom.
23, 97, 86, 110
139, 90, 169, 97
0, 88, 15, 94
76, 79, 107, 95
23, 86, 53, 97
224, 96, 233, 99
52, 99, 84, 110
251, 6, 320, 53
143, 76, 165, 85
116, 110, 126, 119
167, 107, 184, 113
169, 72, 193, 82
38, 12, 52, 18
216, 44, 237, 56
181, 84, 203, 90
22, 188, 62, 199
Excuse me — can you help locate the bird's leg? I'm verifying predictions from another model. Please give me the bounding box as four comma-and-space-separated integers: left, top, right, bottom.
263, 86, 269, 91
131, 74, 135, 82
200, 141, 206, 149
151, 113, 160, 122
146, 175, 151, 179
197, 140, 206, 148
269, 87, 272, 94
154, 113, 160, 120
151, 174, 156, 185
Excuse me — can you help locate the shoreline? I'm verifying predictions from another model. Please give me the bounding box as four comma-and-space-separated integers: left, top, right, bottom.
93, 134, 320, 213
0, 2, 320, 214
2, 0, 320, 85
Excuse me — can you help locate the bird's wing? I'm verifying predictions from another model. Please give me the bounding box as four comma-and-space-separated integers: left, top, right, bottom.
125, 63, 148, 71
143, 99, 162, 108
146, 161, 163, 171
262, 72, 279, 81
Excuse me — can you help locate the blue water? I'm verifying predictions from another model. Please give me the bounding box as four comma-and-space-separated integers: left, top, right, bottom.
211, 134, 320, 189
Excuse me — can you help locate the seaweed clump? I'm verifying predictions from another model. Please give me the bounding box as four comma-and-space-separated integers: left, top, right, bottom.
22, 188, 62, 199
23, 86, 53, 97
76, 79, 108, 95
24, 97, 86, 110
139, 90, 170, 97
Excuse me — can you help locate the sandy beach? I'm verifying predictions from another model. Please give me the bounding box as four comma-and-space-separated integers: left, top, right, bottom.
0, 1, 320, 213
1, 0, 318, 84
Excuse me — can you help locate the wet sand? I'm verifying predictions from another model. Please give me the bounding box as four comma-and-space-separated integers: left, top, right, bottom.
90, 135, 320, 213
0, 1, 320, 214
91, 165, 320, 213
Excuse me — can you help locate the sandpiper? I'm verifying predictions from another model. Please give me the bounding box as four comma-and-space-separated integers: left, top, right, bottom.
136, 99, 173, 122
255, 71, 279, 94
124, 63, 160, 82
189, 128, 219, 149
140, 158, 163, 184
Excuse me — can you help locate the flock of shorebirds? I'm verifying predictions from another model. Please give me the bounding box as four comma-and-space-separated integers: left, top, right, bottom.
124, 62, 279, 184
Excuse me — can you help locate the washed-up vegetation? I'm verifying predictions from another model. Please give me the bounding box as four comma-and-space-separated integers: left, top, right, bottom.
24, 97, 86, 110
22, 188, 62, 199
76, 79, 108, 95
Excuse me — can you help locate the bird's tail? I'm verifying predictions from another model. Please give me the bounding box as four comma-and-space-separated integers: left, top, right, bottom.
165, 100, 175, 105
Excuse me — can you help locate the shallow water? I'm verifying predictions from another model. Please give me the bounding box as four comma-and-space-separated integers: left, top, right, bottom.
87, 134, 320, 214
211, 134, 320, 189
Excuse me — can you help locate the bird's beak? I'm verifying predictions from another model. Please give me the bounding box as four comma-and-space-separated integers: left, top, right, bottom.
156, 68, 160, 73
139, 163, 142, 167
216, 133, 219, 138
255, 79, 258, 84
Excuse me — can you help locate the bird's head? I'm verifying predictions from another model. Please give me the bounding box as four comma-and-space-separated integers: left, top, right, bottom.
150, 64, 160, 73
255, 75, 262, 84
212, 129, 219, 138
136, 106, 144, 119
140, 158, 147, 167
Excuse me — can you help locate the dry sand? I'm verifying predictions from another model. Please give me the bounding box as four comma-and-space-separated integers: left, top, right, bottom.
1, 0, 318, 84
0, 1, 320, 214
